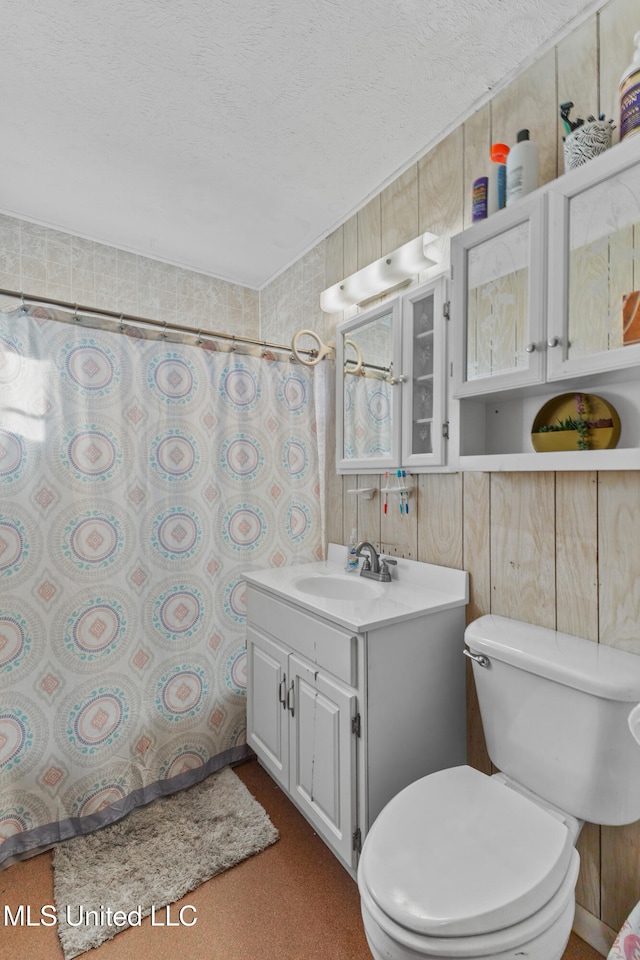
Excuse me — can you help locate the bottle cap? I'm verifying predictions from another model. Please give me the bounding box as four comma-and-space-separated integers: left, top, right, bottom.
490, 142, 510, 163
517, 129, 530, 142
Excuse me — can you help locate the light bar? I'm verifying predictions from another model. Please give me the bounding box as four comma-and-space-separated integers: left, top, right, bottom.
320, 232, 440, 314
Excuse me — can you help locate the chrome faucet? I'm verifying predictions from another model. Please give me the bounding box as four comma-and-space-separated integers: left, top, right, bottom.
355, 541, 397, 582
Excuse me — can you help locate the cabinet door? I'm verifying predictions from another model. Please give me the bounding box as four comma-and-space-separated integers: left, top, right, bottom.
336, 298, 402, 473
547, 138, 640, 381
288, 654, 358, 868
452, 195, 546, 397
246, 627, 289, 789
401, 275, 447, 468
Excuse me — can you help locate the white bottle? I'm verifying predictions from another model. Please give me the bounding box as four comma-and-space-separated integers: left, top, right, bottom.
506, 129, 539, 206
345, 528, 359, 572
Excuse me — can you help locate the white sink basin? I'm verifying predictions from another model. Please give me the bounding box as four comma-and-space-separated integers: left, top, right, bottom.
294, 574, 384, 601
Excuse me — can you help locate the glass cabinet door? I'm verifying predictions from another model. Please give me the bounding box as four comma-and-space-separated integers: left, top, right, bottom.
451, 195, 546, 397
401, 275, 447, 467
547, 138, 640, 381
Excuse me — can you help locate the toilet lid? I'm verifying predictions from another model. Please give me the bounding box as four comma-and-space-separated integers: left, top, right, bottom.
359, 765, 574, 938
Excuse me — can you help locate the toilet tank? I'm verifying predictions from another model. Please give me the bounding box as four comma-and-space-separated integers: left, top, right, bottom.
465, 615, 640, 826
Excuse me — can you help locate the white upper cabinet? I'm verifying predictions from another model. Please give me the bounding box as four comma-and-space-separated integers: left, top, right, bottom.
451, 194, 547, 397
450, 137, 640, 471
547, 136, 640, 381
336, 274, 448, 474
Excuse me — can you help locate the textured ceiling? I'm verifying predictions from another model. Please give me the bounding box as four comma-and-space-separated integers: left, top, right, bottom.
2, 0, 598, 288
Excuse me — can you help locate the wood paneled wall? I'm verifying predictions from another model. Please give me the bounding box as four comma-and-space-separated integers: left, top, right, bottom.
321, 0, 640, 946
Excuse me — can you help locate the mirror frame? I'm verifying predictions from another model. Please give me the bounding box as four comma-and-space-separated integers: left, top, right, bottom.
335, 297, 402, 473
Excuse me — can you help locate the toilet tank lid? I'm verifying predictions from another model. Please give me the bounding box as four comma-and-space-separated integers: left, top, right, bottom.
465, 615, 640, 702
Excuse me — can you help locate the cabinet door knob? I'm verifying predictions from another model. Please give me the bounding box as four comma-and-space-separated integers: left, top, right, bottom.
524, 342, 537, 353
547, 336, 560, 348
287, 680, 295, 718
279, 676, 287, 708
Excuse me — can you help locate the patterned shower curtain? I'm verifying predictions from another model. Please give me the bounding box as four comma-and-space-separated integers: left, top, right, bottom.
0, 304, 323, 868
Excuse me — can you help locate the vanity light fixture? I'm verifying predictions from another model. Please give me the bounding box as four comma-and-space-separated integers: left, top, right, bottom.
320, 231, 440, 313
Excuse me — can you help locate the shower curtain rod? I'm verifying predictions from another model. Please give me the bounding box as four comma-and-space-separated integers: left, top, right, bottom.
0, 287, 319, 359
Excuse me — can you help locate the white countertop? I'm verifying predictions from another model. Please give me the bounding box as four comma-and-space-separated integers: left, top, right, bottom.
243, 543, 468, 631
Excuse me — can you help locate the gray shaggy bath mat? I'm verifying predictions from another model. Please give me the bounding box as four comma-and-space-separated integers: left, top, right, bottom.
52, 765, 279, 959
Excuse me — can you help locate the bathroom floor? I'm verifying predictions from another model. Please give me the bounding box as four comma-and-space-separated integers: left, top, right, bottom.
0, 757, 604, 960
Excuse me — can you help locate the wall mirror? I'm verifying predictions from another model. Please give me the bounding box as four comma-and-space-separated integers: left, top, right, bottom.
335, 298, 401, 473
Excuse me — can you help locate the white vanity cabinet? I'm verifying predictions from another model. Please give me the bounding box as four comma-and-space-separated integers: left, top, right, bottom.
246, 595, 358, 868
245, 549, 468, 877
450, 136, 640, 470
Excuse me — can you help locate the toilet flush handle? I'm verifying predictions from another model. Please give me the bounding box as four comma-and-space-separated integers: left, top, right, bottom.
463, 648, 490, 668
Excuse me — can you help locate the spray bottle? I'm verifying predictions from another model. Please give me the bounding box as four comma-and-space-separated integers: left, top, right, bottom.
345, 527, 359, 573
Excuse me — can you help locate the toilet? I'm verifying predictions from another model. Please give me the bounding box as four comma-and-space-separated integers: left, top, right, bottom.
358, 614, 640, 960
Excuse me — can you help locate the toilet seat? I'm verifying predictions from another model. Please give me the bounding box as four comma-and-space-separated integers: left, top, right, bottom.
359, 851, 580, 959
358, 765, 574, 940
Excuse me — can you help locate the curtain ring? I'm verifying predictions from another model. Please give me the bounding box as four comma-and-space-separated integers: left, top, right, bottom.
20, 292, 27, 313
161, 320, 167, 340
230, 337, 236, 352
73, 304, 79, 322
196, 329, 202, 345
119, 313, 125, 332
262, 340, 268, 358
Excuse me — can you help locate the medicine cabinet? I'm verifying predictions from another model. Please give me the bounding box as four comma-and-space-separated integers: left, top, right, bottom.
450, 136, 640, 471
336, 274, 448, 474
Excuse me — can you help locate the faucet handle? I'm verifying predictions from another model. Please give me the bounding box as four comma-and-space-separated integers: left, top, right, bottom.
379, 556, 397, 581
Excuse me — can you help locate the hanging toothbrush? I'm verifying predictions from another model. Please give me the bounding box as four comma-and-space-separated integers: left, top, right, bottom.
383, 471, 388, 515
397, 470, 403, 515
402, 470, 409, 514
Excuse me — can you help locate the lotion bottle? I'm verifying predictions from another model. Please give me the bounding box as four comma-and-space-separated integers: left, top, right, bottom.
506, 129, 539, 206
620, 30, 640, 141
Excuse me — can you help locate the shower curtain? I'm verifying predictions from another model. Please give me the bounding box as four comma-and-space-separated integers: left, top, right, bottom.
0, 303, 323, 868
343, 371, 392, 460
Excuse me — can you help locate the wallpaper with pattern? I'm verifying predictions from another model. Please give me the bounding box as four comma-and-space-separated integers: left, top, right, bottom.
0, 305, 322, 866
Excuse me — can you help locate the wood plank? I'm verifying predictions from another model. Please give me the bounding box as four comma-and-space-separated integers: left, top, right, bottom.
356, 473, 381, 551
576, 822, 601, 919
463, 105, 491, 229
324, 226, 344, 290
418, 126, 464, 268
491, 49, 558, 188
380, 470, 417, 560
357, 196, 382, 270
556, 16, 599, 176
490, 472, 556, 627
555, 471, 598, 641
462, 471, 491, 775
602, 821, 640, 933
462, 471, 491, 622
417, 473, 463, 568
342, 475, 358, 546
381, 165, 419, 254
598, 472, 640, 650
343, 214, 358, 278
